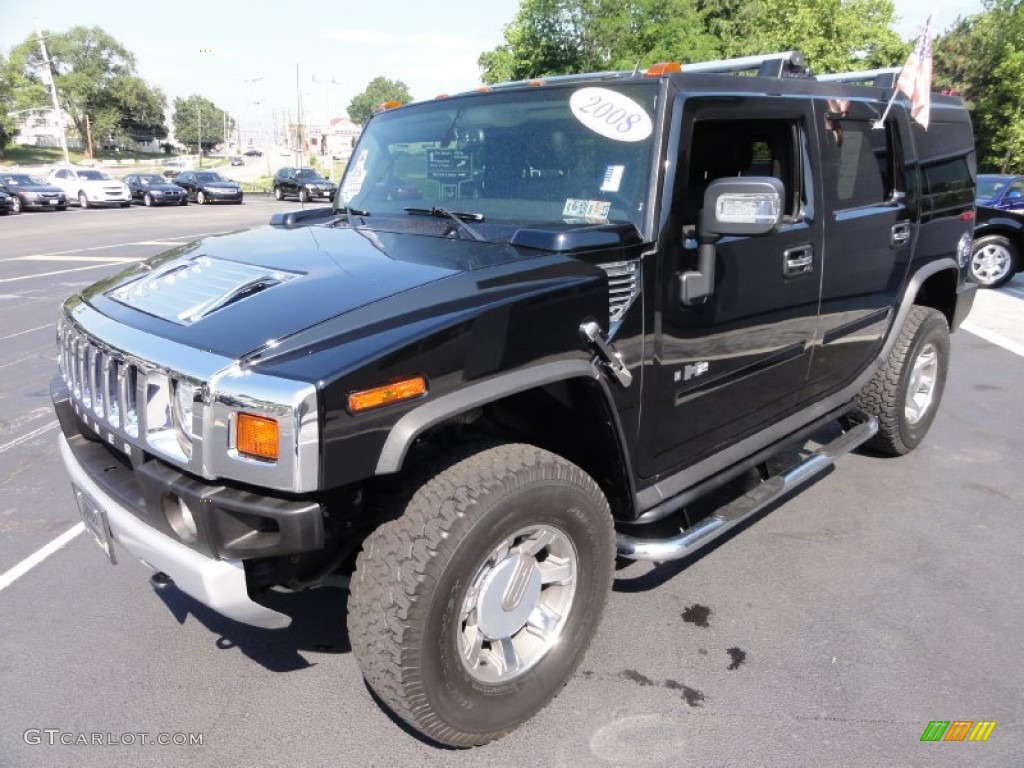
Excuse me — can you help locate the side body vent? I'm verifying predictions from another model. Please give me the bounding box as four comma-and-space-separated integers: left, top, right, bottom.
599, 259, 640, 329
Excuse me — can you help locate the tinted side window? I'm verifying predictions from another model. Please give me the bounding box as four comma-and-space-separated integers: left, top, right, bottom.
824, 121, 891, 208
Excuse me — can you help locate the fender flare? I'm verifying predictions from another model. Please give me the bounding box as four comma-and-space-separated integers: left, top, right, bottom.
375, 360, 601, 475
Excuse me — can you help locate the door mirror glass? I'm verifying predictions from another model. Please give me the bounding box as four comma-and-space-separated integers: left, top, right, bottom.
701, 177, 784, 237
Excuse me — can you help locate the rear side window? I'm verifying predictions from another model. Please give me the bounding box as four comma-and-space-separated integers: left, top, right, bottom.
824, 121, 891, 208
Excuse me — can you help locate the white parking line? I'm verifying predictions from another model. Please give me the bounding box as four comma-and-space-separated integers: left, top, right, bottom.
14, 255, 145, 263
0, 322, 54, 342
0, 263, 139, 284
0, 421, 59, 454
0, 523, 84, 594
962, 322, 1024, 358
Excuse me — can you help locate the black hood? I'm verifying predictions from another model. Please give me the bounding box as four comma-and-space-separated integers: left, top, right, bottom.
82, 223, 540, 360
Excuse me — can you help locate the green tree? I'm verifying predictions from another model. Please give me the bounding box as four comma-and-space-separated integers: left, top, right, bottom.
481, 0, 903, 82
172, 95, 233, 153
8, 26, 167, 151
347, 76, 413, 125
934, 1, 1024, 172
479, 0, 719, 83
0, 54, 19, 157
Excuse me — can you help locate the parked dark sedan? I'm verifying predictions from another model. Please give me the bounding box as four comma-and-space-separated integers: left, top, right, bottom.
0, 173, 68, 212
124, 173, 188, 207
977, 174, 1024, 213
173, 171, 244, 204
273, 166, 337, 202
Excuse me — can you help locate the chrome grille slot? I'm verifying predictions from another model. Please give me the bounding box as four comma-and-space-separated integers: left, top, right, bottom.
599, 260, 640, 326
106, 358, 120, 426
124, 364, 139, 437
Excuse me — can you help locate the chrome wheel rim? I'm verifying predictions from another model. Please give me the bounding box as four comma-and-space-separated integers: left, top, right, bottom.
905, 342, 938, 425
971, 243, 1011, 285
458, 524, 578, 684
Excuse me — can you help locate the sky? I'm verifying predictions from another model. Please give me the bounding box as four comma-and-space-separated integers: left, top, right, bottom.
1, 0, 982, 138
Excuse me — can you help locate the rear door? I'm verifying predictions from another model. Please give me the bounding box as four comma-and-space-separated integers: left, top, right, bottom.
638, 95, 824, 478
801, 99, 914, 401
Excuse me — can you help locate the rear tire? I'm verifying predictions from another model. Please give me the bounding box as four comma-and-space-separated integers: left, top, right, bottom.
348, 443, 615, 747
969, 235, 1018, 288
855, 306, 949, 456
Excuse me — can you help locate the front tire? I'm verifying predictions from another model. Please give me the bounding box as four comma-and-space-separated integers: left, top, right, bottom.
78, 191, 90, 209
299, 187, 310, 203
969, 235, 1018, 288
11, 195, 22, 213
348, 443, 615, 747
274, 186, 283, 201
143, 193, 154, 207
197, 191, 206, 205
855, 306, 950, 456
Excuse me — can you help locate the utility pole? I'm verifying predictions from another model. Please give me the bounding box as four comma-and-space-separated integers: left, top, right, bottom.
85, 113, 94, 158
295, 64, 304, 166
197, 104, 202, 168
35, 20, 70, 165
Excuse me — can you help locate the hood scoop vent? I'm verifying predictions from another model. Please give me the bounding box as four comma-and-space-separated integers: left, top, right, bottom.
107, 255, 303, 325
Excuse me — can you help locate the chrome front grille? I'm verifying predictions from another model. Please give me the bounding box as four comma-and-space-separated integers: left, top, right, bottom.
599, 260, 640, 326
60, 321, 143, 445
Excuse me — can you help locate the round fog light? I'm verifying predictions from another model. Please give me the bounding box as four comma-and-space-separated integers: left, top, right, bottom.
164, 494, 199, 543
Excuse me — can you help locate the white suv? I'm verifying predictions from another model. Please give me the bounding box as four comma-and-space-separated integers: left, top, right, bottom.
47, 167, 131, 208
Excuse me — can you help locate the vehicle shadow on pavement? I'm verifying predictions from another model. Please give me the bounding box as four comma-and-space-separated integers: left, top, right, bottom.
152, 582, 351, 672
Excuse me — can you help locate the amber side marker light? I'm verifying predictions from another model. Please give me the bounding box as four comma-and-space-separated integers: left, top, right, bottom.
236, 413, 279, 461
348, 377, 427, 414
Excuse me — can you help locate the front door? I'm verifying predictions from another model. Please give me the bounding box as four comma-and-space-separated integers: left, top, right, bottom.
639, 96, 824, 479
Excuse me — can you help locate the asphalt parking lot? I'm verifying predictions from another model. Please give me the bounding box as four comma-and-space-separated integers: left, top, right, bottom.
1, 200, 1022, 767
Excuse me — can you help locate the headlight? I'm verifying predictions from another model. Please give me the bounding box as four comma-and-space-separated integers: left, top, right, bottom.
172, 379, 197, 456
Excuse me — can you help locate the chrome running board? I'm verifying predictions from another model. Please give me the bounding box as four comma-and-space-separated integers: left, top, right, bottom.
616, 410, 878, 562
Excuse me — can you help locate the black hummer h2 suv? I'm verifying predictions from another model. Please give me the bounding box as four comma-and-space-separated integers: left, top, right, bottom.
52, 52, 977, 747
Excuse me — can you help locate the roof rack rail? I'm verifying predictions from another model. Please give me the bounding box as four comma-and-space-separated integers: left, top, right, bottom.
678, 51, 806, 77
816, 68, 900, 87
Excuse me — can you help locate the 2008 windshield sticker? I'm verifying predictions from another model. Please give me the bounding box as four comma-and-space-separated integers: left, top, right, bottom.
569, 88, 653, 142
341, 150, 368, 203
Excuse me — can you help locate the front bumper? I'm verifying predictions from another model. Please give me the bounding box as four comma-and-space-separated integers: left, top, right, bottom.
53, 377, 324, 628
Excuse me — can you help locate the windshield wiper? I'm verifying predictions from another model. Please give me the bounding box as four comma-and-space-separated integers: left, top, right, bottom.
404, 207, 486, 241
328, 206, 371, 227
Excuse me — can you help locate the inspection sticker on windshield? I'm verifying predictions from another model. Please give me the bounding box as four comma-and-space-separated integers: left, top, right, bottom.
563, 198, 611, 221
601, 165, 625, 192
569, 88, 652, 142
341, 150, 368, 203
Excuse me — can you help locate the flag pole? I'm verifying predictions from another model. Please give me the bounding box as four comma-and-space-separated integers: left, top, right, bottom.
874, 14, 934, 130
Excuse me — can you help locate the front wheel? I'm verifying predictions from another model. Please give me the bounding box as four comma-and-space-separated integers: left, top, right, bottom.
348, 443, 615, 747
197, 191, 206, 205
78, 191, 89, 209
273, 186, 283, 201
299, 187, 309, 203
143, 193, 154, 207
855, 306, 950, 456
11, 195, 22, 213
969, 235, 1019, 289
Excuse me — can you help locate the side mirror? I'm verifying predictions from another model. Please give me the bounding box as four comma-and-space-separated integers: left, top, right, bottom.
681, 177, 785, 306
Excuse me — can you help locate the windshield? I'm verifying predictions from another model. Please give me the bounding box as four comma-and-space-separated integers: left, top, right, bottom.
296, 168, 325, 179
976, 177, 1007, 199
4, 174, 46, 186
138, 174, 164, 184
339, 82, 659, 235
80, 170, 110, 181
195, 172, 227, 183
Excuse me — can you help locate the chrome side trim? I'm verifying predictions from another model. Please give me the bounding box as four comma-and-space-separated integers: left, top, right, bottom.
59, 433, 291, 629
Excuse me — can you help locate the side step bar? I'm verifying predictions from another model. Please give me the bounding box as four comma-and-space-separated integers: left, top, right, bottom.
616, 410, 878, 562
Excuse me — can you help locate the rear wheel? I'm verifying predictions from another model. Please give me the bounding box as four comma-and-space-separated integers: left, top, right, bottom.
348, 443, 615, 747
969, 235, 1018, 288
855, 306, 950, 456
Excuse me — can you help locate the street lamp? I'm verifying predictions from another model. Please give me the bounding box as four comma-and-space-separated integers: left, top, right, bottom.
312, 75, 341, 158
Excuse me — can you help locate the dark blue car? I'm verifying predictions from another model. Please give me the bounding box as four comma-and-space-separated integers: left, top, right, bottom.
976, 174, 1024, 212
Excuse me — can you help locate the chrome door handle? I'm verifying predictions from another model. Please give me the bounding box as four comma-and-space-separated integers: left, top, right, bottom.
783, 245, 814, 277
891, 222, 911, 247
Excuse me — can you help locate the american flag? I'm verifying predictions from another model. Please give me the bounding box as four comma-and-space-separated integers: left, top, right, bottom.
896, 15, 934, 129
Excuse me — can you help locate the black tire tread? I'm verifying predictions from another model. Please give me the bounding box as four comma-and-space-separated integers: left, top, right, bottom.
855, 305, 947, 455
348, 442, 613, 747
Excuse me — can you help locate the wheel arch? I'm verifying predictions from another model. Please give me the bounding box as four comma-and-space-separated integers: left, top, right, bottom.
375, 361, 636, 520
913, 266, 959, 328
